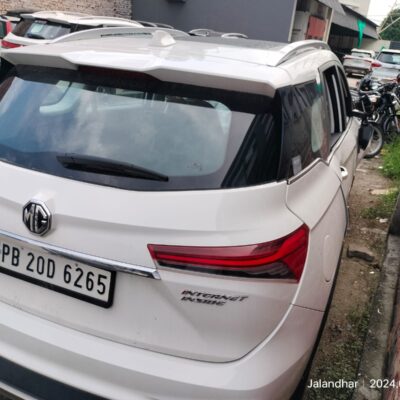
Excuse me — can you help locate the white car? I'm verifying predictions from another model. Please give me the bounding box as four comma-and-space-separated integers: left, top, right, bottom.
0, 28, 366, 400
370, 48, 400, 82
1, 10, 142, 49
343, 48, 375, 77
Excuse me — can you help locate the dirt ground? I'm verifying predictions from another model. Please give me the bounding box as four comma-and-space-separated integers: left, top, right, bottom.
303, 156, 394, 400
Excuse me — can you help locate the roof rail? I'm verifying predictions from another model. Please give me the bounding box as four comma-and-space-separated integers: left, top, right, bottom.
273, 40, 330, 66
51, 26, 189, 44
189, 28, 217, 37
137, 20, 174, 29
189, 28, 248, 39
76, 16, 137, 23
221, 32, 248, 39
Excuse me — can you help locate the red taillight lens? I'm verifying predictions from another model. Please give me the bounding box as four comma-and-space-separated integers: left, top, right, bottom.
1, 40, 21, 49
371, 61, 382, 68
148, 225, 309, 281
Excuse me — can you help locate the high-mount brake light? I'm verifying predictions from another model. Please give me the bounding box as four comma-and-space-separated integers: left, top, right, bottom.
1, 40, 21, 49
148, 225, 309, 281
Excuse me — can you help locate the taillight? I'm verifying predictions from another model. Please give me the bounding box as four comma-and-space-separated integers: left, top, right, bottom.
371, 61, 382, 68
148, 225, 309, 281
1, 40, 21, 49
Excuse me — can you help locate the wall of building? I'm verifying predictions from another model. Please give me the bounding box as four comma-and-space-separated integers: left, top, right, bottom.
361, 38, 390, 52
291, 0, 332, 42
339, 0, 371, 17
132, 0, 297, 42
0, 0, 131, 18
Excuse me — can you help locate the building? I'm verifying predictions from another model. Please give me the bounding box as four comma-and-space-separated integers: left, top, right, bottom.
132, 0, 344, 43
0, 0, 131, 18
0, 0, 378, 57
329, 4, 378, 56
339, 0, 371, 17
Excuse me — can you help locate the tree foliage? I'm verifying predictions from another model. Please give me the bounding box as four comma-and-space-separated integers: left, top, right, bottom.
381, 8, 400, 41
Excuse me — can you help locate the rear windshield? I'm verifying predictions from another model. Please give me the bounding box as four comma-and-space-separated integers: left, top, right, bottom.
350, 51, 371, 59
377, 52, 400, 65
12, 19, 71, 39
0, 21, 7, 38
0, 66, 281, 191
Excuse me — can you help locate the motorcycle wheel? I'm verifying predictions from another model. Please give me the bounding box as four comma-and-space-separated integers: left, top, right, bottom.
364, 123, 384, 158
383, 115, 400, 142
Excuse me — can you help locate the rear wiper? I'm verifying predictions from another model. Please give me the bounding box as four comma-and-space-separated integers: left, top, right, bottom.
57, 154, 169, 182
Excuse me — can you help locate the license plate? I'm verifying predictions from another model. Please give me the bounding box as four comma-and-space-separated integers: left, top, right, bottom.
0, 237, 115, 308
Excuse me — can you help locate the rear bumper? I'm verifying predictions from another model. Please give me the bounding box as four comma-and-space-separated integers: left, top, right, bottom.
0, 301, 323, 400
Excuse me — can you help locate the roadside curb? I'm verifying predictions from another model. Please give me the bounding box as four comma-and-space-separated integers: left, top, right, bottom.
389, 194, 400, 236
352, 196, 400, 400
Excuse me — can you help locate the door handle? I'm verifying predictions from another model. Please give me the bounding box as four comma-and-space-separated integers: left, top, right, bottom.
340, 166, 348, 179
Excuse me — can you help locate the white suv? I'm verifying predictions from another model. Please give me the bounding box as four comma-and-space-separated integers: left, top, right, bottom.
0, 28, 366, 400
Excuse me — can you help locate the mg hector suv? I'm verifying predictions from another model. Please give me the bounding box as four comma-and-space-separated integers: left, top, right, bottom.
0, 27, 367, 399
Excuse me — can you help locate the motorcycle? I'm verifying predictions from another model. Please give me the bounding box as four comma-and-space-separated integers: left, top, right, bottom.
354, 76, 400, 158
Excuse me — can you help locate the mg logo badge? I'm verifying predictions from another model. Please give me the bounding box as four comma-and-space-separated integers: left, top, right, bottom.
23, 201, 52, 236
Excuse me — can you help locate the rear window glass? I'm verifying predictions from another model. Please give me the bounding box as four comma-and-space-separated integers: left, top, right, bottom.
0, 66, 281, 191
12, 19, 71, 39
0, 21, 7, 38
377, 52, 400, 65
350, 51, 371, 58
278, 81, 330, 178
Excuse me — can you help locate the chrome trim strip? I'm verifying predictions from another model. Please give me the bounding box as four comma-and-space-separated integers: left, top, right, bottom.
0, 229, 161, 280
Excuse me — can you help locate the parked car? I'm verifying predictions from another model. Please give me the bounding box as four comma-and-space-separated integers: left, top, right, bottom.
343, 48, 375, 77
0, 10, 38, 46
370, 48, 400, 83
1, 10, 142, 49
0, 29, 368, 400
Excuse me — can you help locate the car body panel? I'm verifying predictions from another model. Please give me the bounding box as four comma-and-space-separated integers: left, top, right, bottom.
0, 160, 304, 362
331, 116, 359, 199
287, 161, 347, 310
0, 298, 322, 400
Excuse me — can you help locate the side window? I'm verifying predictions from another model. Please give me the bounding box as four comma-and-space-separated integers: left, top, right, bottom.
279, 81, 330, 179
337, 67, 353, 118
321, 65, 349, 146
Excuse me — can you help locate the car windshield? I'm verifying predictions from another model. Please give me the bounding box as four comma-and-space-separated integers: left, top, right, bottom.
0, 66, 281, 191
12, 19, 71, 39
377, 52, 400, 65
